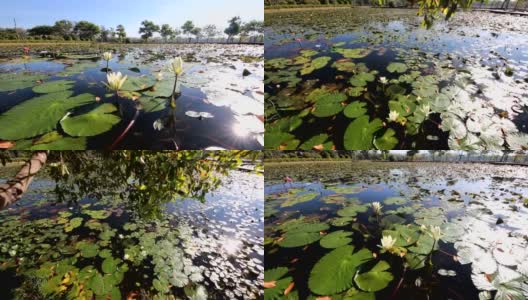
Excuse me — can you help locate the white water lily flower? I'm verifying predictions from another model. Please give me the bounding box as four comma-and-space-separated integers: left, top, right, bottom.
388, 110, 400, 122
153, 119, 165, 131
156, 72, 164, 81
169, 57, 183, 75
415, 277, 422, 287
380, 235, 397, 251
124, 253, 130, 260
105, 72, 128, 91
379, 76, 388, 84
371, 202, 382, 215
506, 133, 528, 150
417, 104, 431, 116
428, 225, 443, 241
478, 291, 492, 300
102, 51, 113, 61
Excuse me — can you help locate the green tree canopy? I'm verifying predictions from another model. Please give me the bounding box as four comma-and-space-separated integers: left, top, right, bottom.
116, 24, 126, 42
53, 20, 74, 39
242, 20, 264, 35
224, 16, 242, 40
73, 21, 100, 40
27, 25, 55, 37
160, 24, 174, 42
139, 20, 160, 41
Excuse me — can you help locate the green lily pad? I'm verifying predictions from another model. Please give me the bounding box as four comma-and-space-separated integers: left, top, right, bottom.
300, 49, 318, 57
388, 95, 417, 117
344, 101, 368, 119
354, 260, 394, 292
312, 92, 347, 117
308, 245, 372, 295
347, 86, 365, 97
374, 129, 398, 150
61, 104, 121, 137
77, 242, 99, 258
320, 230, 353, 249
327, 186, 363, 194
32, 80, 75, 94
64, 217, 83, 232
139, 97, 167, 113
85, 209, 112, 220
265, 267, 289, 281
408, 234, 437, 254
281, 192, 319, 207
383, 197, 407, 205
264, 131, 296, 149
102, 257, 122, 274
57, 62, 99, 77
337, 204, 369, 217
343, 116, 383, 150
343, 288, 375, 300
29, 136, 87, 150
387, 62, 408, 73
331, 217, 355, 227
349, 72, 376, 87
0, 73, 49, 92
88, 272, 115, 296
332, 60, 357, 72
301, 56, 331, 75
278, 231, 322, 248
283, 221, 330, 234
121, 76, 156, 92
0, 92, 96, 140
334, 48, 371, 59
299, 134, 332, 150
264, 276, 293, 300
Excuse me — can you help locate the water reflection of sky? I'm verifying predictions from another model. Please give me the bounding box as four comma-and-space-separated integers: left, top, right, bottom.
0, 45, 264, 149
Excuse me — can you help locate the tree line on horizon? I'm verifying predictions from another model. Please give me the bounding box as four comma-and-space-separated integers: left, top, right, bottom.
0, 17, 263, 43
264, 150, 528, 163
265, 0, 354, 5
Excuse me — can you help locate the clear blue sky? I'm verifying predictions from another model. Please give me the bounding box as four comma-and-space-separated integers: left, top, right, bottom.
0, 0, 263, 37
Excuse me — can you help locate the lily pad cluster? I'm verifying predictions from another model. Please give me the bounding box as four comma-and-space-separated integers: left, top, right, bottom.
265, 161, 528, 299
264, 8, 528, 150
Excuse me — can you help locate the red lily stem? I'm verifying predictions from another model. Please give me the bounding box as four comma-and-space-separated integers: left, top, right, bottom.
438, 249, 456, 257
389, 267, 406, 300
109, 109, 140, 150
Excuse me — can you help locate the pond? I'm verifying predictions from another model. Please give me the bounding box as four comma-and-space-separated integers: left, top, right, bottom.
0, 43, 264, 150
0, 169, 264, 299
264, 161, 528, 300
264, 8, 528, 150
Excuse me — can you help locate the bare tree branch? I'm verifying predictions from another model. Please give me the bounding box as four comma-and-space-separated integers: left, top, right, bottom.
0, 151, 48, 210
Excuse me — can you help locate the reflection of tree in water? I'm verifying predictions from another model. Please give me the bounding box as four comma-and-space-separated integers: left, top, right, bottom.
0, 150, 261, 219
